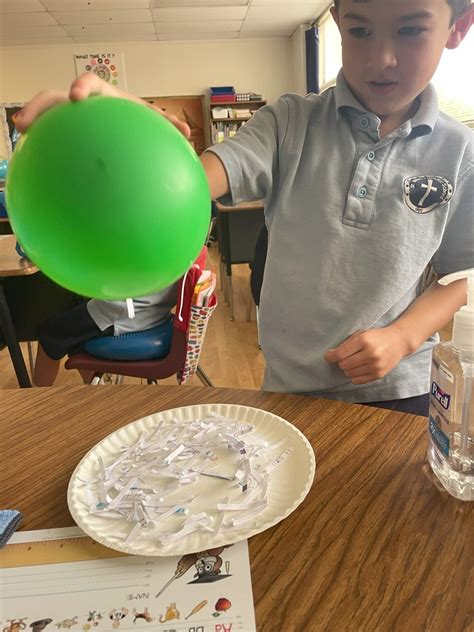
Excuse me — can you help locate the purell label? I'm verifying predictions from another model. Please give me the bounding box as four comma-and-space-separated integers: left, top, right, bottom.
431, 381, 451, 410
439, 363, 454, 383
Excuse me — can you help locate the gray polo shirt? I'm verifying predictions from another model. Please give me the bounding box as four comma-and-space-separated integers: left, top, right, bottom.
208, 72, 473, 402
87, 282, 178, 336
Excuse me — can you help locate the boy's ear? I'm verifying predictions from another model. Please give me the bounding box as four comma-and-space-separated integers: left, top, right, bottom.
446, 4, 473, 49
330, 5, 340, 29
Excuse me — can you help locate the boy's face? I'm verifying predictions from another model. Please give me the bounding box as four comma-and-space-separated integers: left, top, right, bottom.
331, 0, 471, 128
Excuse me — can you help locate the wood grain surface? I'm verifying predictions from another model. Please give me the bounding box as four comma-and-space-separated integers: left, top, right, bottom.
2, 385, 473, 631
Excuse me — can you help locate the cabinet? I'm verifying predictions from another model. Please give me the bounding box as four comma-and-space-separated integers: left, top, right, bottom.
209, 99, 266, 145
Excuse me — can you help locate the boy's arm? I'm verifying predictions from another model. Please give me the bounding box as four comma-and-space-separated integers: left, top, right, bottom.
325, 279, 467, 385
15, 73, 230, 200
201, 152, 230, 200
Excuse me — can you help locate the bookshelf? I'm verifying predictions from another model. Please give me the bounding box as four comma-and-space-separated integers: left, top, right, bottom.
209, 99, 266, 145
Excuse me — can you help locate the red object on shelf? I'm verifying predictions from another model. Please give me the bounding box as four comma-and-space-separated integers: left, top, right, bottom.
211, 95, 236, 103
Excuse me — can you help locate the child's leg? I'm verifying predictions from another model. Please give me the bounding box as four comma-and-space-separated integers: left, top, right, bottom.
36, 299, 113, 386
33, 343, 61, 386
34, 344, 94, 385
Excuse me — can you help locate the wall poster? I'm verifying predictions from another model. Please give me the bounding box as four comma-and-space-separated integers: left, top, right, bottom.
74, 52, 127, 91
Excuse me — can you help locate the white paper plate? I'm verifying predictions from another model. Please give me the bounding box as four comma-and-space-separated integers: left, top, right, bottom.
67, 403, 316, 556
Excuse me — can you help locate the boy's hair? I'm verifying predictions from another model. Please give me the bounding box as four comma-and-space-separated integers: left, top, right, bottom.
332, 0, 471, 22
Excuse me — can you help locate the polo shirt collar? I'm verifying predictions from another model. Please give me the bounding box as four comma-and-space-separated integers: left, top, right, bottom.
334, 70, 438, 137
408, 83, 439, 137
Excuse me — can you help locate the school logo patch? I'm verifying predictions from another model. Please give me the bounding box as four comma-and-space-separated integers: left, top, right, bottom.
403, 175, 453, 214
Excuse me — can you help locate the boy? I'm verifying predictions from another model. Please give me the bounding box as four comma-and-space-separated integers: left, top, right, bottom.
17, 0, 473, 413
33, 287, 178, 386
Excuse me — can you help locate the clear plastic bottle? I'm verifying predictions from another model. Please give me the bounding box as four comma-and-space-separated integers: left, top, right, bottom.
427, 269, 474, 501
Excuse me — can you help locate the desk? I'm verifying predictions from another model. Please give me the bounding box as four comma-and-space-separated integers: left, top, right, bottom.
0, 234, 38, 387
3, 384, 472, 631
216, 200, 265, 319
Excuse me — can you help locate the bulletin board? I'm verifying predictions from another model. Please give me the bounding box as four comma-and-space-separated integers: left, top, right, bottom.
145, 95, 209, 155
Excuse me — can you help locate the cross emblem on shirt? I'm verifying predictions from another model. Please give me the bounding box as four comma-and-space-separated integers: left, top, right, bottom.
403, 175, 453, 214
419, 179, 438, 206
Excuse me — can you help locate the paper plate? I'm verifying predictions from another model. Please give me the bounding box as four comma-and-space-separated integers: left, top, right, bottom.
67, 403, 316, 556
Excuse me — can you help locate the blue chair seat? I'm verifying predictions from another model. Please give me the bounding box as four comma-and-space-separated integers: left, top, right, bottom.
84, 317, 173, 361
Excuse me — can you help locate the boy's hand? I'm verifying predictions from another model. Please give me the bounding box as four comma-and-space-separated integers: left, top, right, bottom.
324, 326, 411, 385
14, 72, 191, 139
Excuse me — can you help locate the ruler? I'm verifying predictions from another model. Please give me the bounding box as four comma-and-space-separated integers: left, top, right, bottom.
0, 535, 126, 569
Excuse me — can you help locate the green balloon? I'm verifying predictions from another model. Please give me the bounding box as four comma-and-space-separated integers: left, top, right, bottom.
6, 97, 210, 299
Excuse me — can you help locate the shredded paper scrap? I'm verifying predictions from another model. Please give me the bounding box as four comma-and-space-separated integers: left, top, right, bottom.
78, 412, 293, 547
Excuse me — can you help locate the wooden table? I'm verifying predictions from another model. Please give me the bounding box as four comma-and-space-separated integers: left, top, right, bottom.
0, 234, 38, 387
215, 200, 265, 319
3, 385, 472, 631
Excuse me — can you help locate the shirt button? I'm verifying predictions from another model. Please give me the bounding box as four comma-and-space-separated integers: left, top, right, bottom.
360, 116, 370, 129
367, 151, 375, 161
357, 186, 368, 198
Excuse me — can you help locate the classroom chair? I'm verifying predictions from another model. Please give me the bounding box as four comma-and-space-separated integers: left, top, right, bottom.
215, 202, 265, 320
65, 257, 216, 386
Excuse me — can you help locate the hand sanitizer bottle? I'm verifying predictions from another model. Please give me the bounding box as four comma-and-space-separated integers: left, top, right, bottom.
427, 269, 474, 500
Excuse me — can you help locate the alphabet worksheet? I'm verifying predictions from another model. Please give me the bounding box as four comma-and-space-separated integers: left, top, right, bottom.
1, 527, 256, 632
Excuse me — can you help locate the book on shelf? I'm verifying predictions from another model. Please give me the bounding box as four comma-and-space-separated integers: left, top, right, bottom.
210, 121, 242, 143
210, 94, 236, 103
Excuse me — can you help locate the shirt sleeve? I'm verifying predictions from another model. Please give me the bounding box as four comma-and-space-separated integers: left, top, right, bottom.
432, 164, 474, 275
205, 96, 290, 206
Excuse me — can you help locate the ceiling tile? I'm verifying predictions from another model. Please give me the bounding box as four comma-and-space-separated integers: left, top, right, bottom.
53, 9, 152, 25
0, 0, 332, 45
72, 33, 158, 42
154, 0, 248, 6
247, 4, 319, 20
158, 31, 239, 39
0, 0, 46, 12
41, 0, 150, 10
0, 37, 74, 45
1, 12, 58, 27
155, 20, 241, 33
241, 20, 299, 36
64, 21, 155, 36
153, 6, 247, 21
0, 25, 69, 39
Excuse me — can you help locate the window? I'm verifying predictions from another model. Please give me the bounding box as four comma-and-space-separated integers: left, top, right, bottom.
318, 10, 341, 92
432, 30, 474, 126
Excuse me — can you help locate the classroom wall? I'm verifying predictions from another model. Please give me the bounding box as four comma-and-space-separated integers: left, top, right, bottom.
0, 37, 292, 105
